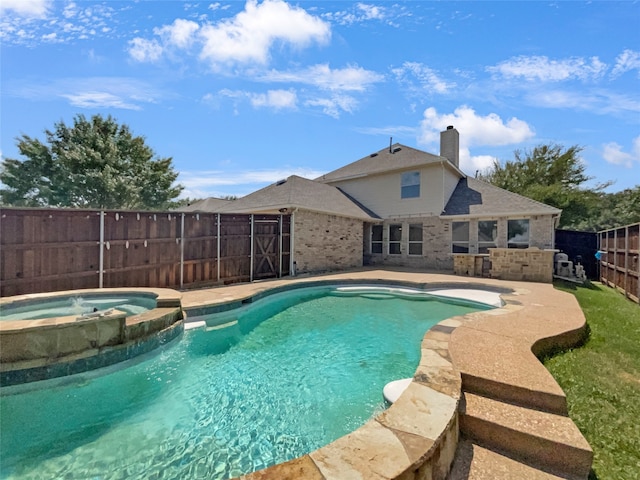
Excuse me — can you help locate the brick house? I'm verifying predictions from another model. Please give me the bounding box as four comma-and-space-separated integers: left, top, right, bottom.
199, 127, 561, 275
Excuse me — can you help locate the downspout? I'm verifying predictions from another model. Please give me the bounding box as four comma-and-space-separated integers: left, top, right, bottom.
442, 161, 446, 213
290, 208, 298, 276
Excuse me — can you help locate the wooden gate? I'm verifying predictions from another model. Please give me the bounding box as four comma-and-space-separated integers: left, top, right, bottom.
253, 216, 280, 280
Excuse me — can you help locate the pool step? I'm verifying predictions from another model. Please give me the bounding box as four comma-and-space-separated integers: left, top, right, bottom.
448, 438, 570, 480
457, 392, 592, 479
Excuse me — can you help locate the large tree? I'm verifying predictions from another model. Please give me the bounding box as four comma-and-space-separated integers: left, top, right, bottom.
479, 144, 611, 230
0, 114, 183, 209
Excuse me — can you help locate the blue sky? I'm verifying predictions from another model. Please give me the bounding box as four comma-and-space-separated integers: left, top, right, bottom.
1, 0, 639, 199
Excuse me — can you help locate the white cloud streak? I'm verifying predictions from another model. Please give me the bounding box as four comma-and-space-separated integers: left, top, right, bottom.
392, 62, 452, 95
258, 64, 384, 91
611, 49, 640, 78
5, 77, 162, 110
488, 55, 608, 82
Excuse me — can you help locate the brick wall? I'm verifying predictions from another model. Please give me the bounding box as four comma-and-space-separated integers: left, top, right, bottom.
293, 210, 363, 274
489, 248, 555, 283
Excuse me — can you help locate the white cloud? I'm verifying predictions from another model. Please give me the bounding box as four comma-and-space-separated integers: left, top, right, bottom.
602, 136, 640, 168
611, 49, 640, 78
305, 95, 358, 118
1, 0, 115, 46
198, 0, 330, 68
357, 3, 385, 20
61, 92, 142, 110
249, 89, 297, 110
128, 0, 330, 68
0, 0, 50, 18
419, 105, 535, 173
217, 88, 297, 111
155, 19, 200, 49
488, 55, 607, 82
258, 64, 384, 91
323, 3, 391, 25
128, 37, 163, 63
392, 62, 452, 95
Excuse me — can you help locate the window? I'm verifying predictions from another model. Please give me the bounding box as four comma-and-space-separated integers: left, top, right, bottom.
452, 221, 469, 253
371, 224, 383, 254
508, 219, 530, 248
389, 224, 402, 254
478, 220, 497, 253
401, 171, 420, 199
408, 224, 423, 255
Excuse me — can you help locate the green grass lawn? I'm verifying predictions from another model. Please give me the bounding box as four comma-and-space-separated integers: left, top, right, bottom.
545, 281, 640, 480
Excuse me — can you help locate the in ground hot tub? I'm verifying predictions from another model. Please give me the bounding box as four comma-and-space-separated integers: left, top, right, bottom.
0, 288, 184, 386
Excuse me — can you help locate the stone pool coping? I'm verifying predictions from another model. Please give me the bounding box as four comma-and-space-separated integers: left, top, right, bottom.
179, 268, 591, 480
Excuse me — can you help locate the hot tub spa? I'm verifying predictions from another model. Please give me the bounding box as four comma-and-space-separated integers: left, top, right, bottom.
0, 288, 183, 386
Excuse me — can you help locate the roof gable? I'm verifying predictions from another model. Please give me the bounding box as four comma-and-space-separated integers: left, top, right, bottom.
219, 175, 379, 220
442, 177, 562, 217
176, 197, 232, 212
317, 143, 446, 183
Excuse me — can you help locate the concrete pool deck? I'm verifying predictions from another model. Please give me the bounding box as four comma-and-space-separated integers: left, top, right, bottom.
180, 268, 593, 480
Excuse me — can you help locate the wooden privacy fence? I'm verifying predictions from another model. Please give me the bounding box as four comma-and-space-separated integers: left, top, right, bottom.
599, 222, 639, 304
0, 208, 291, 297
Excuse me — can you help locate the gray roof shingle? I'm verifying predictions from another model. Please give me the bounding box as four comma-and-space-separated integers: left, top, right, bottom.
442, 177, 562, 217
218, 175, 380, 220
176, 197, 232, 212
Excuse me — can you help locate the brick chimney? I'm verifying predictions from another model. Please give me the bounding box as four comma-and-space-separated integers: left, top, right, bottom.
440, 126, 459, 168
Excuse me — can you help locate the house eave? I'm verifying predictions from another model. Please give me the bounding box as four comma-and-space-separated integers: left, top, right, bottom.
439, 210, 562, 220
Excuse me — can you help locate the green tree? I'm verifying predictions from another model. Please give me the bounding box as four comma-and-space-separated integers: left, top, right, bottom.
479, 144, 610, 230
0, 114, 183, 209
585, 186, 640, 231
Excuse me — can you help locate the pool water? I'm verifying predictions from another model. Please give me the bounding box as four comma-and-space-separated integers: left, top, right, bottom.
0, 295, 157, 321
0, 286, 489, 480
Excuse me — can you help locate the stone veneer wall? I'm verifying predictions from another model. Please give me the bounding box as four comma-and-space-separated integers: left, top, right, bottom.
490, 247, 555, 283
293, 210, 364, 274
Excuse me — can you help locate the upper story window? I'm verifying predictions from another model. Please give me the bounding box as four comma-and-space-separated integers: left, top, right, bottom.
478, 220, 497, 254
401, 171, 420, 199
508, 219, 530, 248
408, 224, 423, 255
371, 224, 383, 254
452, 221, 469, 253
389, 224, 402, 254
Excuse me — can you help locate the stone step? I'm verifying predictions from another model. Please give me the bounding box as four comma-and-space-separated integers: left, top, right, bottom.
459, 393, 592, 479
447, 438, 574, 480
460, 370, 568, 415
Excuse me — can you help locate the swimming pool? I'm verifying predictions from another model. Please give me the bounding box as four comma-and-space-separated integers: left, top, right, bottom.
0, 285, 491, 479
